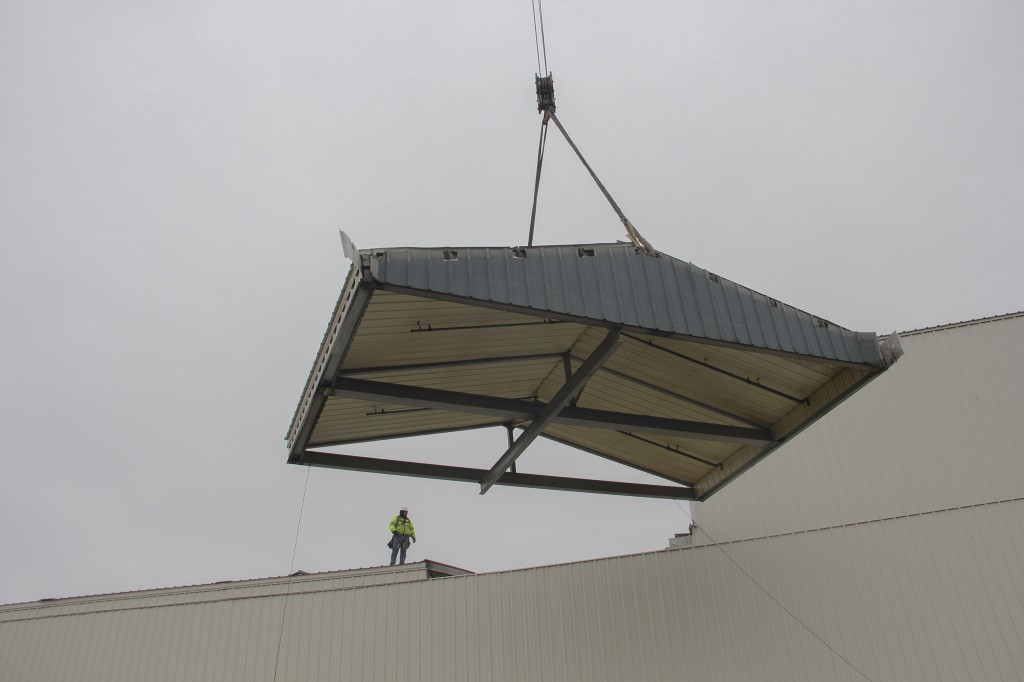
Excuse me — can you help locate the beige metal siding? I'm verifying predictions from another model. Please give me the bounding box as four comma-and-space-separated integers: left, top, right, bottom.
0, 563, 451, 621
4, 501, 1023, 681
692, 312, 1024, 539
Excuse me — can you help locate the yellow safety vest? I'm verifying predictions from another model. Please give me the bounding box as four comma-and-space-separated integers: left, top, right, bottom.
389, 516, 416, 538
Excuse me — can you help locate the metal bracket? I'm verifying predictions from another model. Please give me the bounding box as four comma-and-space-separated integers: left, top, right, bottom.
536, 74, 555, 114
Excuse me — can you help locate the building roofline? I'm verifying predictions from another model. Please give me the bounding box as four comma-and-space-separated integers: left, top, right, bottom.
1, 560, 472, 609
900, 310, 1024, 337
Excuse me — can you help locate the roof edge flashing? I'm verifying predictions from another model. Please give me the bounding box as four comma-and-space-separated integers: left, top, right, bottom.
286, 264, 375, 455
878, 332, 904, 367
340, 230, 359, 262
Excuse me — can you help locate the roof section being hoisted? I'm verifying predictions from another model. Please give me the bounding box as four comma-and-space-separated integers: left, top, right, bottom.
286, 233, 902, 501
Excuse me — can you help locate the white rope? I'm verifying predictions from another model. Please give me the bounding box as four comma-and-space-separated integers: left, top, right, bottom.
271, 465, 313, 682
672, 499, 874, 682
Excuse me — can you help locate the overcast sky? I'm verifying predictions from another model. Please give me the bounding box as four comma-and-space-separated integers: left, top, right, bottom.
1, 0, 1022, 606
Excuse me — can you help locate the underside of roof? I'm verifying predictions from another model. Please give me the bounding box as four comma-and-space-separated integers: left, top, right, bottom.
286, 235, 902, 501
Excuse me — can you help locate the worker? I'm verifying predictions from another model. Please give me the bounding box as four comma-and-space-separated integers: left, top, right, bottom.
388, 506, 416, 565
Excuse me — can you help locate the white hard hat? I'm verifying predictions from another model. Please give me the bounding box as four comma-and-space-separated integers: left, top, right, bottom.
400, 506, 409, 513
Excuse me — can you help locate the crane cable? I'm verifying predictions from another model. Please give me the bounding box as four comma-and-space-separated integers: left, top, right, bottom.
527, 0, 549, 247
546, 111, 655, 254
527, 120, 548, 247
531, 0, 549, 77
525, 0, 655, 254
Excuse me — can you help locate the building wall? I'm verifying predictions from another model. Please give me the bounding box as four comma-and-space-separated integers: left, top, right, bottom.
4, 500, 1024, 682
0, 562, 465, 623
692, 312, 1024, 540
3, 314, 1023, 681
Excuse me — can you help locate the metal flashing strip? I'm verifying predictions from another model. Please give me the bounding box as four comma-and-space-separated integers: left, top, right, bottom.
287, 275, 374, 458
301, 451, 695, 500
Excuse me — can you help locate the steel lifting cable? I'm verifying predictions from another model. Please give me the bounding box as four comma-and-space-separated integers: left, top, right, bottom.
527, 0, 550, 247
525, 0, 655, 253
527, 120, 549, 247
531, 0, 548, 77
545, 112, 655, 253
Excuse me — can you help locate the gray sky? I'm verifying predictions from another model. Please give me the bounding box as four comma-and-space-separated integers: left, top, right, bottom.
1, 0, 1022, 606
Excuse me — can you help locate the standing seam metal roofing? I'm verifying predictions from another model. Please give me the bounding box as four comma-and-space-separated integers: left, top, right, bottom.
367, 244, 884, 366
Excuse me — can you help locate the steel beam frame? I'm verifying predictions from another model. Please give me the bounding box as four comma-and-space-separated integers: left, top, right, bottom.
301, 450, 695, 500
327, 378, 537, 421
326, 377, 773, 444
479, 327, 623, 493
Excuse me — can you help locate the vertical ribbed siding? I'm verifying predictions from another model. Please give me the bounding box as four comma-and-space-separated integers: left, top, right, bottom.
4, 315, 1020, 679
693, 313, 1024, 539
4, 501, 1022, 681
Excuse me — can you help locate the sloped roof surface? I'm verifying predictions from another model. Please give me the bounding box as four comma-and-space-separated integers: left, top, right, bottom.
287, 238, 900, 500
369, 243, 884, 366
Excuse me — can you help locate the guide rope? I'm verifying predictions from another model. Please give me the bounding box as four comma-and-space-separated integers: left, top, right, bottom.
271, 465, 312, 682
671, 499, 875, 682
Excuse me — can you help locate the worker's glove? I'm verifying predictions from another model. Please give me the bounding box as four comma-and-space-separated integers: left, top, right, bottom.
412, 537, 416, 543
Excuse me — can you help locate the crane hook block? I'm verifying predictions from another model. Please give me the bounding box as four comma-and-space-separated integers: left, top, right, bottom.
536, 74, 556, 114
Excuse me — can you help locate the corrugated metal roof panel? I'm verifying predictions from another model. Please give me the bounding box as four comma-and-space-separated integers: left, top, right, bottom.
369, 243, 883, 366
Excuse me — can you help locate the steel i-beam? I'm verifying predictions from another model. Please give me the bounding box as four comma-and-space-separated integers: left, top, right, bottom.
479, 327, 622, 494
